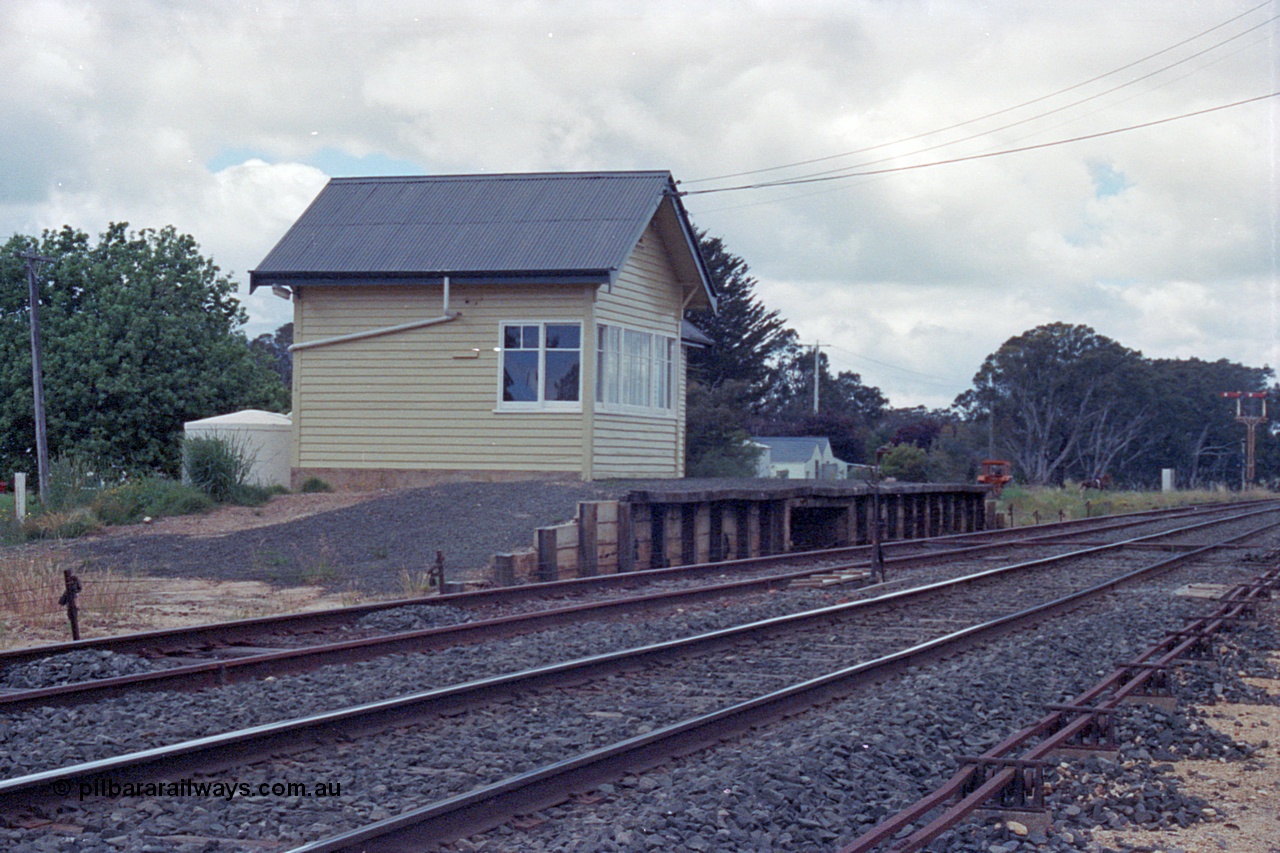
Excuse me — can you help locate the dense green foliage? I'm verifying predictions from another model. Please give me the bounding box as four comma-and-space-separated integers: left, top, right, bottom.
0, 224, 289, 478
92, 476, 214, 526
686, 233, 795, 404
250, 322, 293, 387
879, 444, 930, 482
685, 233, 888, 475
685, 380, 762, 477
955, 323, 1275, 487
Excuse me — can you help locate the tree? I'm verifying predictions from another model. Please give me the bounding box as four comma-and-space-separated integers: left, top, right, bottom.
955, 323, 1147, 485
0, 224, 289, 477
685, 380, 763, 477
879, 443, 930, 482
879, 406, 946, 449
753, 347, 887, 463
686, 232, 795, 404
683, 230, 888, 474
1141, 357, 1273, 487
250, 322, 293, 387
953, 323, 1277, 488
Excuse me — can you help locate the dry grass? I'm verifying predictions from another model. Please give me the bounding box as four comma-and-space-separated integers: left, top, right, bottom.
0, 550, 143, 646
397, 567, 439, 598
996, 486, 1275, 527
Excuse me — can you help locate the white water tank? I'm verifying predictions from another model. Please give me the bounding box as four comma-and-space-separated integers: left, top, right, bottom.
183, 410, 292, 488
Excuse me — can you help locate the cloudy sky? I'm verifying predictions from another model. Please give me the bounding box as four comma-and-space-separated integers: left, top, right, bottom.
3, 0, 1277, 409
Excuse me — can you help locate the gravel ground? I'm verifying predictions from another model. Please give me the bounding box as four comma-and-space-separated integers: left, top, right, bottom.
466, 578, 1280, 853
66, 481, 626, 594
58, 477, 985, 596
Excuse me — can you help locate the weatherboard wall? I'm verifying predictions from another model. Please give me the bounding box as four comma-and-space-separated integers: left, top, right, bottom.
592, 222, 688, 479
287, 220, 701, 484
291, 282, 590, 482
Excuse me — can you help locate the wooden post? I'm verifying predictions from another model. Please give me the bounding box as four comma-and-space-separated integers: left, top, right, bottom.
709, 502, 724, 562
428, 550, 444, 592
59, 569, 81, 641
648, 506, 665, 569
695, 503, 712, 563
772, 500, 789, 554
752, 502, 773, 555
493, 554, 517, 586
616, 502, 635, 573
735, 502, 751, 560
18, 253, 54, 502
578, 502, 599, 577
14, 473, 26, 521
680, 504, 697, 565
536, 527, 559, 581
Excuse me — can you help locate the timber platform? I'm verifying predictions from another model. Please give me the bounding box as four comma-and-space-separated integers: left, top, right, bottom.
494, 481, 992, 585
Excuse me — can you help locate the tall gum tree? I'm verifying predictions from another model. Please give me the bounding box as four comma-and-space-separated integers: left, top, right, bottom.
956, 323, 1147, 486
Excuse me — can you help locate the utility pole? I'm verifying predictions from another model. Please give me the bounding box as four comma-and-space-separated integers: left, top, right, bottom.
812, 341, 821, 413
16, 251, 54, 502
1219, 391, 1267, 488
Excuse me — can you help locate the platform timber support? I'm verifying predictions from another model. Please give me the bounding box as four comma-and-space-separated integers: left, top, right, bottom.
500, 482, 990, 584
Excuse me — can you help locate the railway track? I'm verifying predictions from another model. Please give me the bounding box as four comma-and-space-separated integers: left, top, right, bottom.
0, 500, 1261, 671
1, 503, 1275, 712
2, 502, 1278, 852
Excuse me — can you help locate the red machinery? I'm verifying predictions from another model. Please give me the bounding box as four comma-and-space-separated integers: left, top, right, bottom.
977, 460, 1012, 495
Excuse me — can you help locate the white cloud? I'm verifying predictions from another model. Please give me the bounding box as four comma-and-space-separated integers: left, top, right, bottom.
1, 0, 1275, 406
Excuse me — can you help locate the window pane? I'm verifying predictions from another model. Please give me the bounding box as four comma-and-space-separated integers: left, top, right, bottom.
504, 326, 523, 349
596, 325, 607, 403
546, 324, 580, 349
545, 351, 580, 401
602, 325, 620, 404
521, 326, 539, 349
654, 337, 669, 410
503, 351, 539, 401
623, 330, 651, 407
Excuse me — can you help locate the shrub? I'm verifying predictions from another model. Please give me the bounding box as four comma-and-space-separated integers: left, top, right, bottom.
92, 477, 213, 526
183, 434, 256, 502
880, 444, 930, 482
42, 456, 107, 512
300, 476, 332, 493
19, 508, 102, 540
227, 482, 275, 506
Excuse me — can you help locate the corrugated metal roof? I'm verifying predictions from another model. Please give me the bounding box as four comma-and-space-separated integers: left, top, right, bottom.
752, 436, 833, 464
252, 171, 681, 281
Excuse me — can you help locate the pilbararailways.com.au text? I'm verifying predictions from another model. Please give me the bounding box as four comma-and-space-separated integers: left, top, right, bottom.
71, 777, 342, 802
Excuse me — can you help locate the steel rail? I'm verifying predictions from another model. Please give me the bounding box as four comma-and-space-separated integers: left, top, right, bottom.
0, 500, 1264, 673
4, 505, 1273, 712
5, 507, 1269, 845
5, 509, 1274, 815
1, 500, 1257, 668
839, 568, 1279, 852
276, 517, 1280, 853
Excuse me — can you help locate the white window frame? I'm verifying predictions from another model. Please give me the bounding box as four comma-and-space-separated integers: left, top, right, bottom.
496, 321, 583, 412
596, 323, 678, 418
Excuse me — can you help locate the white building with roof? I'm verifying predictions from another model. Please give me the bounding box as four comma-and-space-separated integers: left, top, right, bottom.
751, 436, 850, 480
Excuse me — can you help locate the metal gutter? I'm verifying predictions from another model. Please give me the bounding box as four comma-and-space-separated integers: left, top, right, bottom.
289, 276, 458, 353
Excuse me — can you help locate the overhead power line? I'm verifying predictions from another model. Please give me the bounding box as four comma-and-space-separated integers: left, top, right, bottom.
758, 15, 1278, 189
690, 30, 1270, 216
682, 2, 1275, 188
681, 91, 1280, 196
